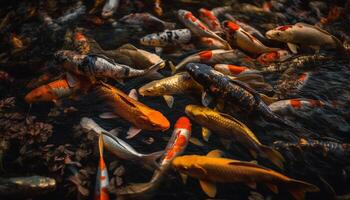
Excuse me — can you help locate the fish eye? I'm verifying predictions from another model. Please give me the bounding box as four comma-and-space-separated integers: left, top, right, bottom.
276, 32, 281, 37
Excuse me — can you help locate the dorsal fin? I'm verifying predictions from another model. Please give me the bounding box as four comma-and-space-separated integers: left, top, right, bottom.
206, 149, 224, 158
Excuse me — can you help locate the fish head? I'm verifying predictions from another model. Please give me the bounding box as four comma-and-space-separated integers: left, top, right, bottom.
25, 85, 56, 103
177, 9, 189, 20
174, 116, 192, 133
140, 33, 161, 46
144, 110, 170, 131
265, 25, 294, 41
138, 80, 166, 96
185, 105, 211, 123
172, 155, 207, 178
184, 63, 212, 88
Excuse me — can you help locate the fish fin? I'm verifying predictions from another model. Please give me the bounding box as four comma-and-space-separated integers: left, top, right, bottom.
120, 43, 138, 50
246, 182, 257, 189
199, 180, 217, 198
126, 127, 142, 139
99, 112, 119, 119
259, 145, 285, 169
180, 173, 188, 184
201, 91, 213, 107
144, 61, 163, 80
109, 128, 121, 136
155, 47, 163, 55
220, 138, 231, 150
128, 89, 138, 100
287, 43, 299, 54
163, 95, 174, 108
98, 131, 104, 158
286, 179, 320, 200
189, 137, 205, 146
206, 149, 224, 158
142, 150, 164, 169
66, 72, 78, 87
169, 61, 177, 75
259, 93, 278, 105
201, 127, 211, 142
265, 183, 278, 194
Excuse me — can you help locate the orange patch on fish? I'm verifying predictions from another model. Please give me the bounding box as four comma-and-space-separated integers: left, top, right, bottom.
298, 73, 308, 82
290, 99, 301, 108
277, 25, 293, 31
75, 32, 87, 42
227, 65, 247, 75
226, 21, 240, 31
174, 116, 191, 131
199, 50, 213, 61
184, 12, 197, 22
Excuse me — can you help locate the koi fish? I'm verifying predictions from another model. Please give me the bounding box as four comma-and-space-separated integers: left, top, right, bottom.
265, 23, 343, 53
269, 99, 326, 115
115, 117, 191, 198
73, 31, 91, 55
198, 8, 222, 32
95, 134, 109, 200
172, 49, 252, 73
80, 118, 164, 169
54, 50, 162, 84
0, 176, 56, 198
275, 72, 311, 98
119, 13, 175, 30
222, 21, 279, 55
185, 105, 284, 169
184, 63, 314, 137
140, 29, 192, 47
214, 64, 261, 76
172, 150, 319, 199
24, 73, 90, 105
139, 72, 203, 108
101, 0, 120, 18
177, 9, 231, 49
257, 50, 292, 65
95, 82, 170, 138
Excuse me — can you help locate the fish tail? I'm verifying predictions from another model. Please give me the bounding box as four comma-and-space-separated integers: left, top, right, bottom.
259, 145, 285, 169
144, 61, 163, 79
141, 150, 164, 169
286, 179, 320, 200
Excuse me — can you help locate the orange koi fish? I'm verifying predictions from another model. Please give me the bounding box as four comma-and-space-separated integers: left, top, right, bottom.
96, 82, 170, 138
172, 150, 319, 199
24, 73, 90, 104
